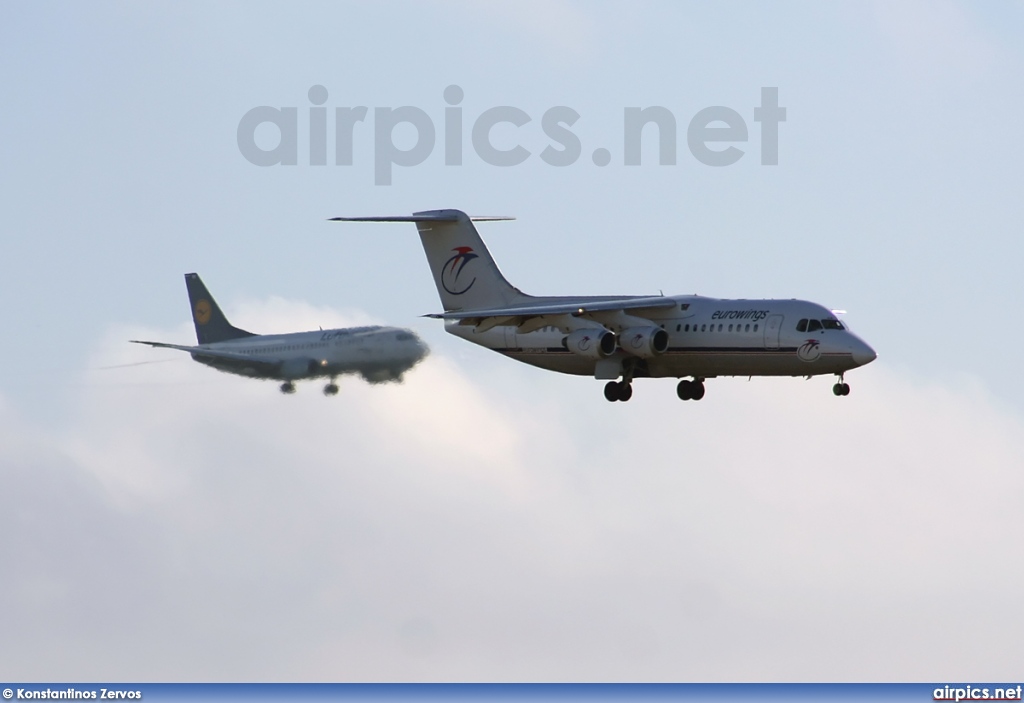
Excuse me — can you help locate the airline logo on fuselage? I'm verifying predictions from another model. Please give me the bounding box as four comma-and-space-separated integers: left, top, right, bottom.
797, 339, 821, 362
441, 246, 478, 295
711, 309, 769, 322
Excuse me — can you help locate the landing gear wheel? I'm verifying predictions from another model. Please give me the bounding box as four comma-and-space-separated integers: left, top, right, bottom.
677, 379, 693, 400
280, 381, 296, 394
842, 383, 850, 396
677, 379, 705, 401
604, 381, 620, 402
833, 382, 850, 396
604, 381, 633, 402
323, 383, 339, 396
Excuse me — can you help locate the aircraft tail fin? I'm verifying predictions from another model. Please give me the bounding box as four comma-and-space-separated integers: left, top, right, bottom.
331, 210, 523, 311
184, 273, 256, 345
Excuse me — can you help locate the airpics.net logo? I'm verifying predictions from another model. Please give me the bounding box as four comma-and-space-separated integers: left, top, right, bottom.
236, 85, 786, 185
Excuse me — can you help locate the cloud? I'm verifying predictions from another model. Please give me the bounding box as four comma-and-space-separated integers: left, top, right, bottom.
2, 299, 1023, 680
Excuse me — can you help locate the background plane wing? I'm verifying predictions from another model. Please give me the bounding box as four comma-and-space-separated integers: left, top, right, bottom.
130, 340, 280, 372
424, 296, 679, 320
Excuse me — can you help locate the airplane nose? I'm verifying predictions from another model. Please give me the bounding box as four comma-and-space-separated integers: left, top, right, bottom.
850, 337, 877, 367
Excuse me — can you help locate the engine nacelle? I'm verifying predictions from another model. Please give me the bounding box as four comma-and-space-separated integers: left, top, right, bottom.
618, 326, 669, 358
278, 358, 323, 380
563, 328, 616, 359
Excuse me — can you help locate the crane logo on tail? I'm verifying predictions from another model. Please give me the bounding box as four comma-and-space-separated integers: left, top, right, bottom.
441, 246, 479, 295
194, 299, 212, 325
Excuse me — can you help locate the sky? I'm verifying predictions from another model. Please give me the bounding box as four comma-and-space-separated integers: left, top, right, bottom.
2, 0, 1023, 681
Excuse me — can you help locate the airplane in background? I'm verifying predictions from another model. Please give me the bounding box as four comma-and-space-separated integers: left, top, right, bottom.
331, 209, 876, 403
132, 273, 428, 395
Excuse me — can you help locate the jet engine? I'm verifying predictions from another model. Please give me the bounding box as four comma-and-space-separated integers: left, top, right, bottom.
618, 326, 669, 358
563, 328, 616, 359
278, 358, 324, 379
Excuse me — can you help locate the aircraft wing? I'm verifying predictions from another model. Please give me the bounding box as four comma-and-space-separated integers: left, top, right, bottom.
130, 340, 280, 372
424, 296, 679, 320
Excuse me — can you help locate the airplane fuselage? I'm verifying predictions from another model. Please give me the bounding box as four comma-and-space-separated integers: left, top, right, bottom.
448, 296, 874, 380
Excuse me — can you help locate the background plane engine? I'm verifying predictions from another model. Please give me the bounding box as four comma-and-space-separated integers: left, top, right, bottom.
278, 358, 324, 379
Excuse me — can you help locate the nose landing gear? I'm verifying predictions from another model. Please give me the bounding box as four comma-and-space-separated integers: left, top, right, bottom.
833, 374, 850, 396
323, 382, 339, 396
280, 381, 296, 394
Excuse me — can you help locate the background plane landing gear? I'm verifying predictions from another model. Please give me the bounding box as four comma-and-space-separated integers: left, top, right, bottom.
677, 378, 705, 401
280, 381, 296, 394
604, 380, 633, 402
323, 382, 339, 396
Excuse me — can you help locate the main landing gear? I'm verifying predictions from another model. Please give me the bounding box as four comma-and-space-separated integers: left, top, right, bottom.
677, 378, 705, 401
279, 380, 342, 396
604, 380, 633, 402
604, 359, 638, 402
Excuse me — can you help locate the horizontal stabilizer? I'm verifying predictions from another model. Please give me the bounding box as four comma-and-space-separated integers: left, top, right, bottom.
329, 215, 514, 223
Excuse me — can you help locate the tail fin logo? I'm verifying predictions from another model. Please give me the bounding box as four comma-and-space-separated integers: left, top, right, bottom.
441, 246, 479, 295
194, 299, 212, 325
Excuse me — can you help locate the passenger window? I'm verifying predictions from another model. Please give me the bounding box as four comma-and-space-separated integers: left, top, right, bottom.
701, 324, 706, 332
754, 324, 758, 332
718, 324, 723, 332
745, 324, 750, 332
676, 324, 681, 332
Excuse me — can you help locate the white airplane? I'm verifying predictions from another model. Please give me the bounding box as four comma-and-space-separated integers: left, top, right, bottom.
331, 209, 876, 403
132, 273, 429, 395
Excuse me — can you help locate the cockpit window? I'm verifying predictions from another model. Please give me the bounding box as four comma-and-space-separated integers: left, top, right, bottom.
799, 317, 845, 333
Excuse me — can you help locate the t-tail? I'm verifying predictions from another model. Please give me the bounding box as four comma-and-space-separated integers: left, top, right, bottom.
330, 210, 523, 312
412, 209, 527, 311
184, 272, 255, 344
